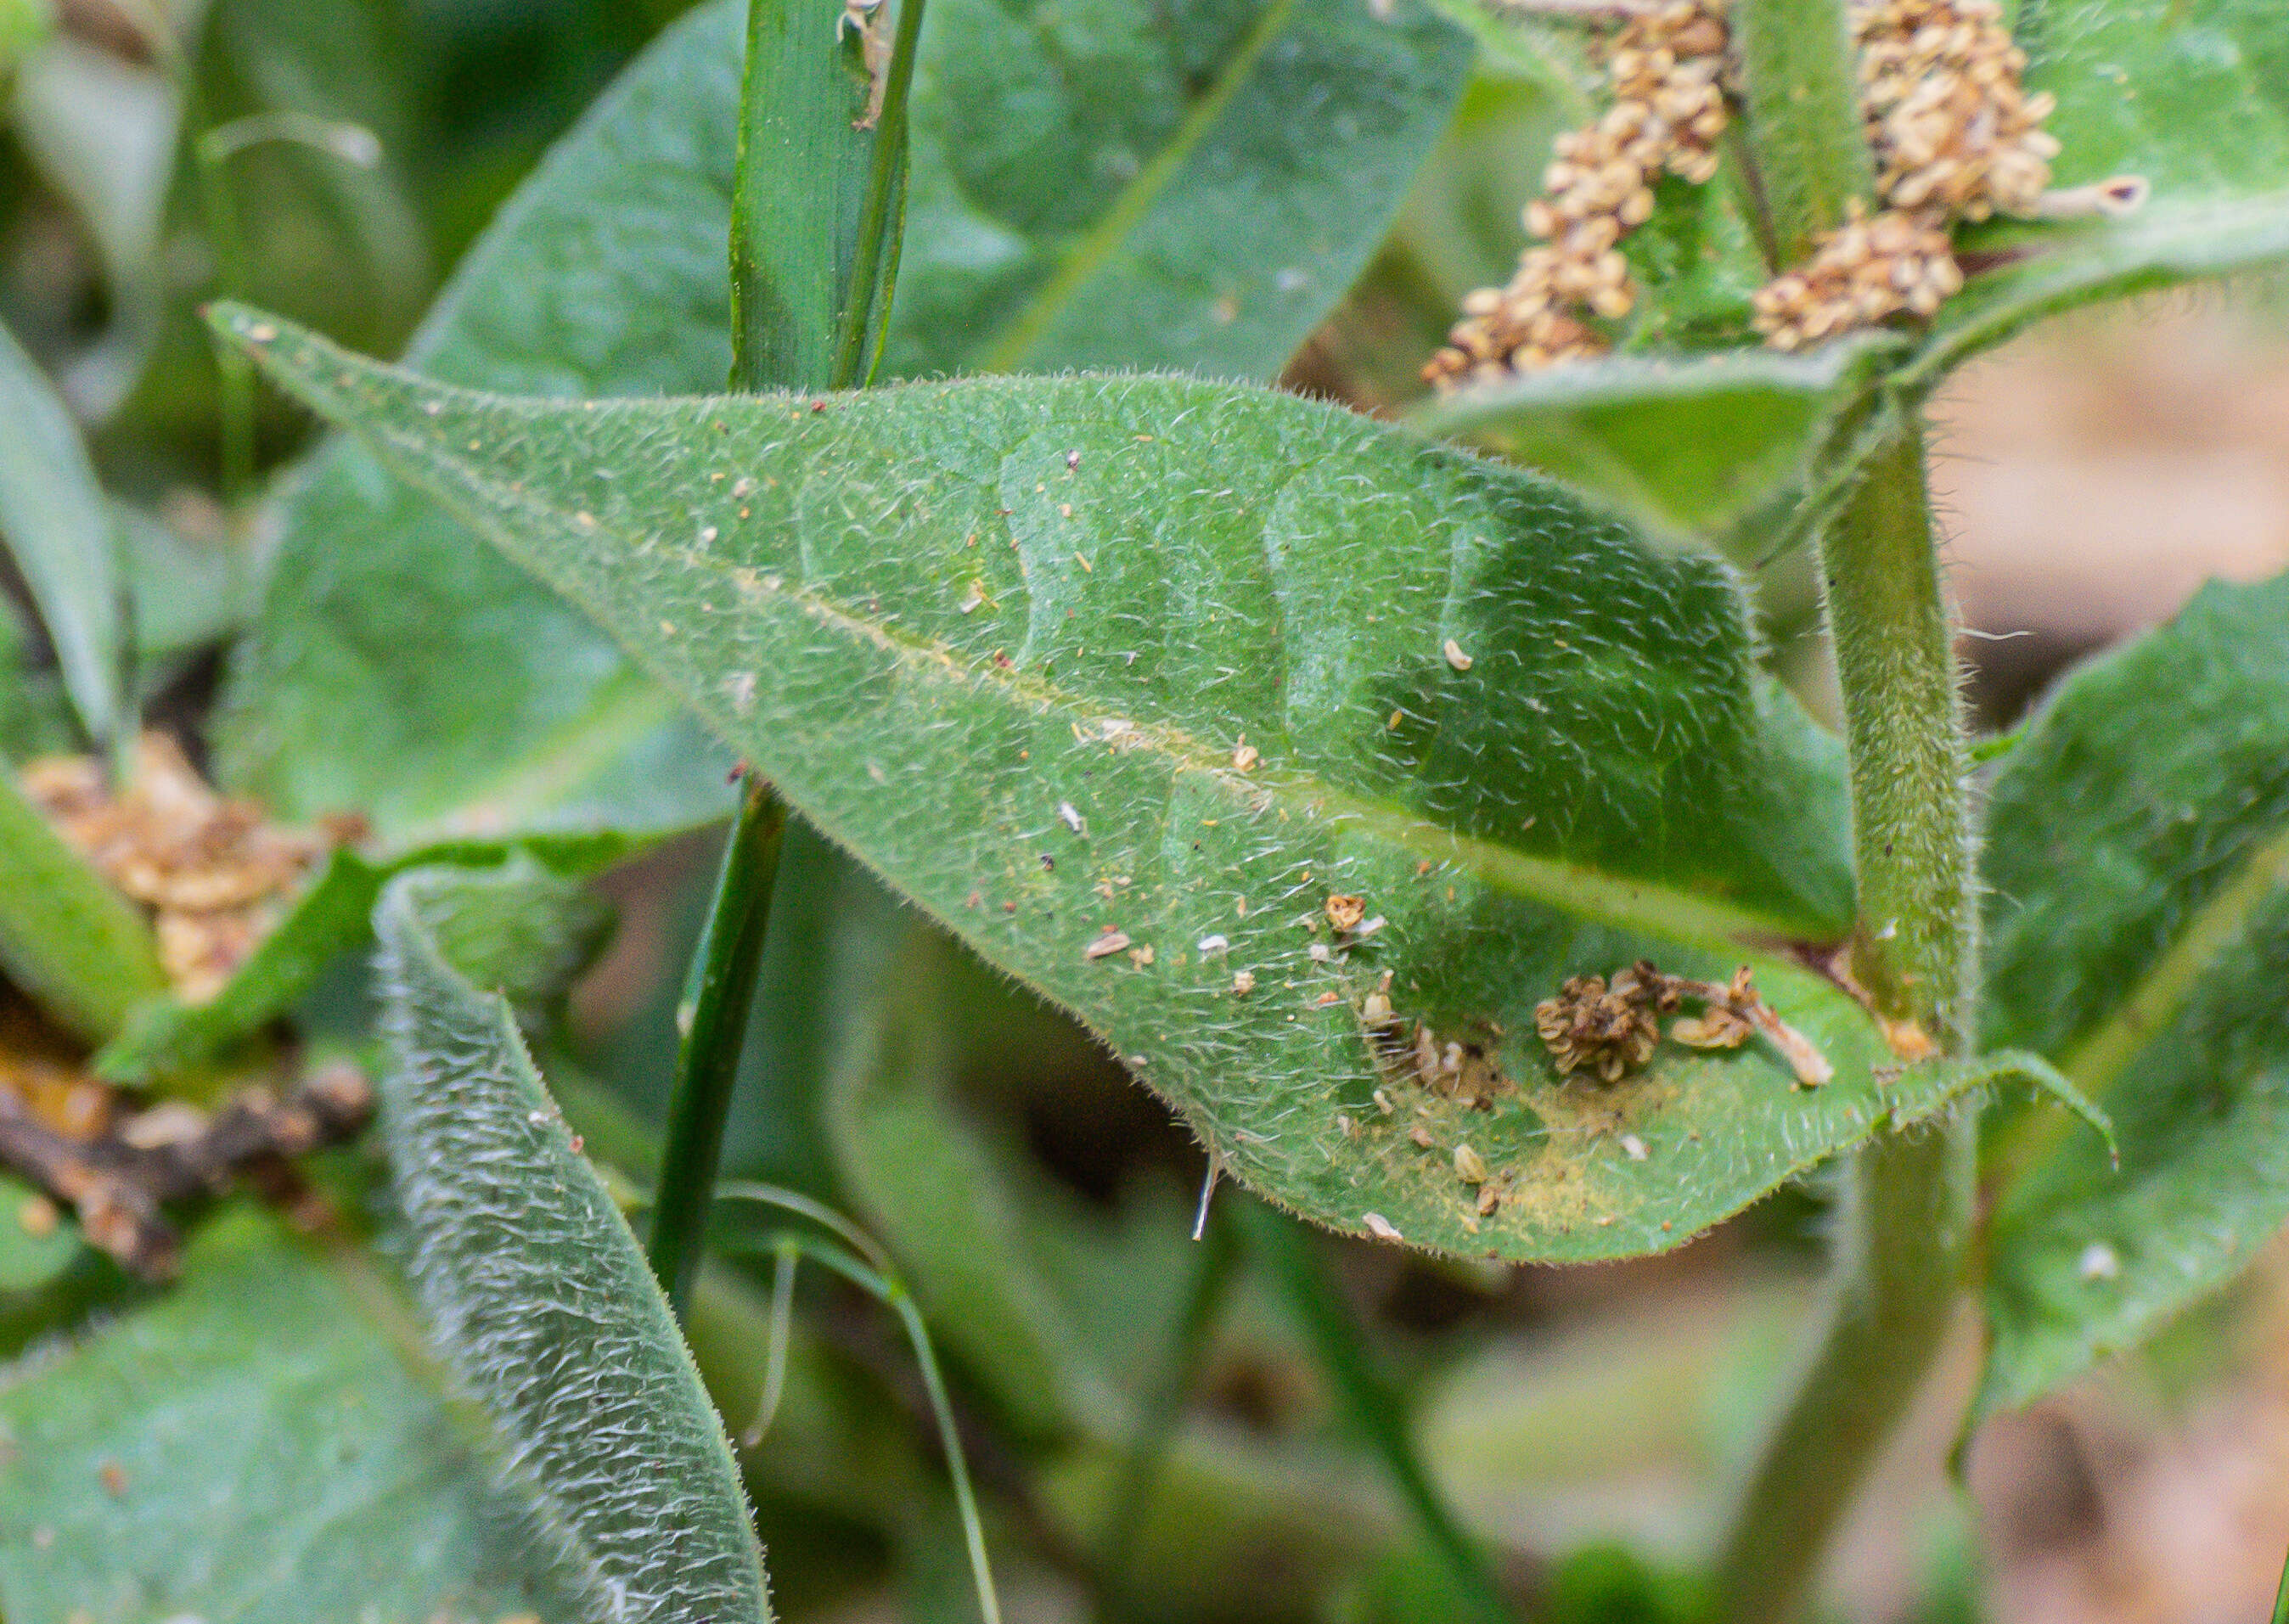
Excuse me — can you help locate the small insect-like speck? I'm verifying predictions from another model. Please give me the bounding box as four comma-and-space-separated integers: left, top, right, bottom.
1621, 1133, 1649, 1161
1197, 934, 1230, 954
958, 582, 987, 614
2078, 1242, 2120, 1282
1308, 942, 1332, 964
1454, 1144, 1488, 1184
1231, 969, 1257, 995
1443, 638, 1474, 672
1374, 1087, 1394, 1115
732, 477, 756, 497
1057, 801, 1086, 834
1233, 739, 1259, 772
1410, 1125, 1436, 1149
1085, 930, 1132, 960
1066, 449, 1082, 469
1363, 1212, 1402, 1242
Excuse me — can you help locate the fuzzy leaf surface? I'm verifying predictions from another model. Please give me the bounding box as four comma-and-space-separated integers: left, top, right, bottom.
0, 1211, 568, 1624
219, 310, 2045, 1264
1406, 338, 1899, 546
375, 860, 768, 1622
1978, 573, 2289, 1417
217, 0, 1464, 846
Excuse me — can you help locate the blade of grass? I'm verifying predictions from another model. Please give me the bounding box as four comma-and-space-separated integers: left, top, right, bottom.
647, 776, 787, 1313
716, 1188, 1001, 1624
650, 0, 928, 1313
1233, 1200, 1513, 1624
0, 766, 166, 1042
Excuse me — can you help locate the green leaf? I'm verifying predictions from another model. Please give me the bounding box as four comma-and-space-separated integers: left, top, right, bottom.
0, 318, 122, 750
0, 1210, 569, 1624
223, 309, 2048, 1267
0, 762, 165, 1043
97, 831, 641, 1083
1405, 336, 1901, 546
0, 1172, 78, 1292
375, 860, 768, 1622
1906, 0, 2289, 380
1977, 571, 2289, 1417
891, 0, 1471, 378
218, 0, 1466, 845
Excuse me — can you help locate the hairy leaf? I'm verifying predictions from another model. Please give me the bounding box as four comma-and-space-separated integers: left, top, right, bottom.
1406, 337, 1900, 546
219, 311, 2048, 1264
0, 1211, 568, 1624
1977, 572, 2289, 1417
0, 761, 165, 1043
375, 861, 768, 1622
218, 0, 1465, 846
0, 319, 121, 749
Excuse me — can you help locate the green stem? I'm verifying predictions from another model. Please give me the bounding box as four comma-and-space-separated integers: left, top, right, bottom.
833, 0, 928, 391
646, 778, 788, 1315
1235, 1201, 1513, 1624
1713, 422, 1977, 1621
1731, 0, 1873, 266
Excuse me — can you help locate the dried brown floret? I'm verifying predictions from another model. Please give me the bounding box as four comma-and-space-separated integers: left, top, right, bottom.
1752, 202, 1962, 351
1535, 969, 1664, 1082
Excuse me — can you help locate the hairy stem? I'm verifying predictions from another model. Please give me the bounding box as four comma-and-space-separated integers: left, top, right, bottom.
1714, 422, 1977, 1620
647, 778, 787, 1314
1731, 0, 1873, 267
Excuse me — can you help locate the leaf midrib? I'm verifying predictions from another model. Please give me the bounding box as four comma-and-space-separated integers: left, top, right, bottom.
348, 391, 1830, 954
970, 0, 1302, 373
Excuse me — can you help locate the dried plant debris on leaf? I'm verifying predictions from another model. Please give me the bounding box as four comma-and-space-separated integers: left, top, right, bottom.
1534, 959, 1832, 1086
21, 733, 337, 1002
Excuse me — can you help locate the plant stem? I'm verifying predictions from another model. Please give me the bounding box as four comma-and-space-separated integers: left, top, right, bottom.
1236, 1201, 1513, 1624
1713, 422, 1977, 1621
647, 777, 787, 1315
1730, 0, 1873, 267
1097, 1208, 1239, 1614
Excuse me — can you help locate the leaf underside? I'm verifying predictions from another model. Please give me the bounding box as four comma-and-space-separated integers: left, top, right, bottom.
374, 861, 768, 1623
1977, 571, 2289, 1418
214, 310, 2022, 1266
215, 0, 1467, 848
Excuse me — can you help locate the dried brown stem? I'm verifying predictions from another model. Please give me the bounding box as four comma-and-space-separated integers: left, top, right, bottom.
0, 1062, 372, 1278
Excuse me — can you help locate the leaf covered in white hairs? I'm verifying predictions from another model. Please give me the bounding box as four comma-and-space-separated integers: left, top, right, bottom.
374, 861, 770, 1624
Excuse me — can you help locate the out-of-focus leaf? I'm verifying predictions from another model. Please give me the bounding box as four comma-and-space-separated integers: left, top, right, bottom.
218, 0, 1465, 843
1977, 572, 2289, 1418
889, 0, 1470, 378
98, 831, 638, 1082
1407, 336, 1900, 546
0, 1172, 78, 1291
1905, 0, 2289, 379
7, 33, 177, 412
0, 765, 165, 1043
375, 862, 768, 1622
0, 320, 122, 748
0, 1209, 567, 1624
218, 311, 2058, 1270
115, 502, 261, 662
0, 0, 49, 70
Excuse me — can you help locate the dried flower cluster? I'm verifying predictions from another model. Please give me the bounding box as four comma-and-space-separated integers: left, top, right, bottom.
1754, 0, 2056, 349
1536, 960, 1834, 1087
24, 733, 329, 1002
1534, 960, 1679, 1082
1424, 0, 1731, 390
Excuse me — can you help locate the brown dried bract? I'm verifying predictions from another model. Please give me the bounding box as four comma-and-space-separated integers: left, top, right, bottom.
1426, 0, 1731, 389
22, 733, 329, 1003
